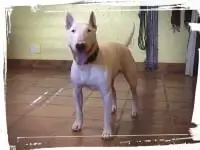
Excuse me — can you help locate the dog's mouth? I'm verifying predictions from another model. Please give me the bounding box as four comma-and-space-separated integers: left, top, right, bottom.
69, 44, 96, 65
75, 50, 88, 65
74, 46, 96, 65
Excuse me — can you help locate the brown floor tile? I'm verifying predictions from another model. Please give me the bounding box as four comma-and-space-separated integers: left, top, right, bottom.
52, 119, 104, 136
44, 137, 112, 147
121, 109, 172, 126
89, 91, 103, 98
51, 72, 70, 79
167, 95, 194, 102
63, 82, 74, 89
6, 115, 21, 127
141, 79, 163, 88
137, 87, 165, 96
84, 97, 126, 109
53, 119, 118, 138
45, 95, 76, 106
28, 105, 75, 118
49, 119, 117, 146
169, 101, 193, 111
115, 74, 127, 81
6, 93, 48, 104
166, 87, 194, 101
13, 74, 45, 82
139, 72, 164, 80
124, 98, 168, 111
79, 107, 104, 120
164, 74, 195, 88
6, 103, 37, 116
8, 116, 68, 145
90, 91, 129, 100
56, 87, 91, 98
173, 125, 191, 134
6, 80, 36, 94
78, 107, 122, 121
35, 77, 68, 88
118, 121, 175, 135
166, 87, 194, 95
128, 90, 166, 101
114, 81, 130, 91
23, 86, 57, 96
170, 110, 193, 126
6, 74, 16, 80
84, 97, 104, 107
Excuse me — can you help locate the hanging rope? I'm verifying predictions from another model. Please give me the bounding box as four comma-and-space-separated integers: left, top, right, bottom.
138, 6, 147, 51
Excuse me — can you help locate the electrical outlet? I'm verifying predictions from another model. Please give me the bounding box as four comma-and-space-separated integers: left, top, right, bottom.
29, 44, 41, 54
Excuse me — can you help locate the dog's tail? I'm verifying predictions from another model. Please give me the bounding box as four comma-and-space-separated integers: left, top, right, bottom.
125, 23, 135, 48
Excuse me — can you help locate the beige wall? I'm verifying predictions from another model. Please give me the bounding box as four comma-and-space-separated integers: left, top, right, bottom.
7, 4, 189, 63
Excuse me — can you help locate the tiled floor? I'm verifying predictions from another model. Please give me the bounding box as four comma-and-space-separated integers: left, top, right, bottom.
6, 68, 197, 149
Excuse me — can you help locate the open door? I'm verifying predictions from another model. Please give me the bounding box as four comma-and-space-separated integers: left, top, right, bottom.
193, 31, 200, 77
185, 10, 199, 77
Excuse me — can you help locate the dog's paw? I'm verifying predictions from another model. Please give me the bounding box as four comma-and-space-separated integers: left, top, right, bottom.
112, 105, 117, 114
131, 111, 139, 118
102, 128, 113, 140
72, 121, 82, 132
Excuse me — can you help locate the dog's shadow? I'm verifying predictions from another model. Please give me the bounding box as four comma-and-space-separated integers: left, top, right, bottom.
112, 73, 173, 145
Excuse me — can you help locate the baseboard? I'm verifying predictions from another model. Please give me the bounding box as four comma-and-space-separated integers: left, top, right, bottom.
7, 59, 185, 74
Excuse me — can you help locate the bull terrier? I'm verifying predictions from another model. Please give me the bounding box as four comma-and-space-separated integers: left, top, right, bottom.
65, 11, 138, 140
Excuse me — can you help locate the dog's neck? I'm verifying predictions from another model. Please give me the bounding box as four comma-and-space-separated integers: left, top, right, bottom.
85, 44, 99, 64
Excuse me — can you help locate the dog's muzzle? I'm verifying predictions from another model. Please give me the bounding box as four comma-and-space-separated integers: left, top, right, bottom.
75, 43, 86, 51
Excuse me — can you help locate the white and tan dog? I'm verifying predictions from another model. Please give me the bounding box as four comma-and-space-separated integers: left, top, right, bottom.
65, 11, 138, 140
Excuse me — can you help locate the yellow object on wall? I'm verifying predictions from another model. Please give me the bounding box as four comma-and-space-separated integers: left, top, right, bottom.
7, 4, 189, 63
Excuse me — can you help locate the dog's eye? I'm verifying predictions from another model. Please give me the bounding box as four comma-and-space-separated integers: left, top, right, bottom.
87, 29, 91, 32
71, 29, 76, 33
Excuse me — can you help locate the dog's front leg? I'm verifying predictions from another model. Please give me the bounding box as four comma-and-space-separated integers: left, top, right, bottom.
72, 85, 83, 132
100, 88, 113, 140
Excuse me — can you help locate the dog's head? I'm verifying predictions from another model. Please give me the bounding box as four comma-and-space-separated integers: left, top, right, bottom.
65, 11, 98, 65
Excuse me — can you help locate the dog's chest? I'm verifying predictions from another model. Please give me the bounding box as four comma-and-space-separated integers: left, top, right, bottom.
71, 64, 108, 89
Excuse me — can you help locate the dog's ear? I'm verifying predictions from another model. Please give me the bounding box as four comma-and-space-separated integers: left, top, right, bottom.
89, 11, 97, 29
66, 12, 74, 30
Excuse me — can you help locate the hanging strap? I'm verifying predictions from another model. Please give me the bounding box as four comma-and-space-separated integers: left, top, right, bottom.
184, 10, 192, 29
171, 7, 181, 32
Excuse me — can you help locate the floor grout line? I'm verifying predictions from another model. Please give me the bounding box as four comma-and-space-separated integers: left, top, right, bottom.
162, 75, 176, 132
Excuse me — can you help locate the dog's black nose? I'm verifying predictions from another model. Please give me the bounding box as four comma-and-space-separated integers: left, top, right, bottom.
75, 43, 86, 51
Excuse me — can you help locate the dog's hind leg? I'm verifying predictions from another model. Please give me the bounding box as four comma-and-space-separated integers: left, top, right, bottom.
122, 65, 138, 118
129, 84, 138, 118
111, 83, 117, 114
